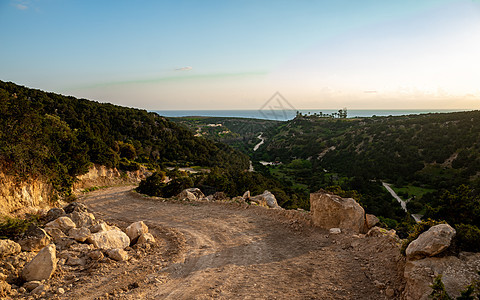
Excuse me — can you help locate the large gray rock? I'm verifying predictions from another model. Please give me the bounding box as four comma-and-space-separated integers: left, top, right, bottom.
70, 211, 96, 228
126, 221, 148, 242
403, 252, 480, 300
249, 190, 281, 209
406, 224, 456, 260
0, 239, 21, 258
87, 229, 130, 250
21, 243, 56, 282
18, 227, 51, 251
177, 188, 205, 201
310, 192, 365, 233
45, 216, 76, 233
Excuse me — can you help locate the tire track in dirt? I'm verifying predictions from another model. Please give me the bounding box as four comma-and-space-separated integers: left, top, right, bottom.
77, 186, 403, 299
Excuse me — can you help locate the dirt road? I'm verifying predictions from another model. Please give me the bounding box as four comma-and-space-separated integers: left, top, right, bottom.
66, 186, 405, 299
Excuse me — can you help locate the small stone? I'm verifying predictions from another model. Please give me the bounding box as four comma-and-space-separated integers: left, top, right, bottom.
126, 221, 149, 243
137, 233, 155, 245
106, 248, 129, 261
88, 250, 104, 261
30, 284, 45, 295
23, 281, 42, 292
385, 287, 395, 297
18, 287, 26, 293
58, 287, 65, 294
329, 228, 341, 234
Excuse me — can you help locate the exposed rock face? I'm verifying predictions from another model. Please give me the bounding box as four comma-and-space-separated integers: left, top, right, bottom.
249, 190, 281, 209
0, 171, 53, 216
406, 224, 456, 260
68, 227, 91, 242
45, 216, 76, 233
106, 248, 129, 261
0, 240, 21, 258
310, 192, 365, 233
18, 227, 51, 251
178, 188, 205, 201
21, 243, 56, 282
402, 252, 480, 300
87, 229, 130, 250
73, 164, 150, 192
137, 233, 156, 245
126, 221, 148, 243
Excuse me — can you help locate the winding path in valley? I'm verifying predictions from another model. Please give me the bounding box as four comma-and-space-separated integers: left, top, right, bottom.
66, 185, 405, 299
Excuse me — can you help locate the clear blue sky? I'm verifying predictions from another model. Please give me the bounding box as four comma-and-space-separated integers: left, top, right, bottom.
1, 0, 479, 109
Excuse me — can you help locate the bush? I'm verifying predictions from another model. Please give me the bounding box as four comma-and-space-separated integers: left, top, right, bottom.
455, 224, 480, 252
0, 215, 41, 239
136, 172, 166, 197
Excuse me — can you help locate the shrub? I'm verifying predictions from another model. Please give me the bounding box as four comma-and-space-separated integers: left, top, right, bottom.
455, 224, 480, 252
0, 215, 41, 239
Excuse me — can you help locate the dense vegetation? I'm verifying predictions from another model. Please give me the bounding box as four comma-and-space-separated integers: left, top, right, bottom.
252, 112, 480, 248
171, 116, 280, 153
0, 81, 248, 197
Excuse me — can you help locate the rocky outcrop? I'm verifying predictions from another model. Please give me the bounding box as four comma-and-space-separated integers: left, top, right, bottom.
87, 229, 130, 250
178, 188, 205, 201
406, 224, 456, 260
403, 252, 480, 300
73, 164, 151, 192
0, 171, 53, 216
249, 190, 281, 209
21, 243, 57, 281
126, 221, 148, 243
0, 240, 21, 258
310, 192, 365, 233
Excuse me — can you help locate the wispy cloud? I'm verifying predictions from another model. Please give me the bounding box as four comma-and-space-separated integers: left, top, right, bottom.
12, 0, 29, 10
72, 71, 268, 90
175, 66, 193, 71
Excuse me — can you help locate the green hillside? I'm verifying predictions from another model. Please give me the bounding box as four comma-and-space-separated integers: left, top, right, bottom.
0, 81, 249, 197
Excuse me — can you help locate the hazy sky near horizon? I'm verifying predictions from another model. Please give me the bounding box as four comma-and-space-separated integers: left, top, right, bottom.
1, 0, 480, 110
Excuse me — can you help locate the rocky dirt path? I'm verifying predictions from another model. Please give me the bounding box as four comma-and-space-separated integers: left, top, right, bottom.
70, 185, 404, 299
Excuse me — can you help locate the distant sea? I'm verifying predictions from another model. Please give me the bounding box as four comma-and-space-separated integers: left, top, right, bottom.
154, 109, 468, 121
